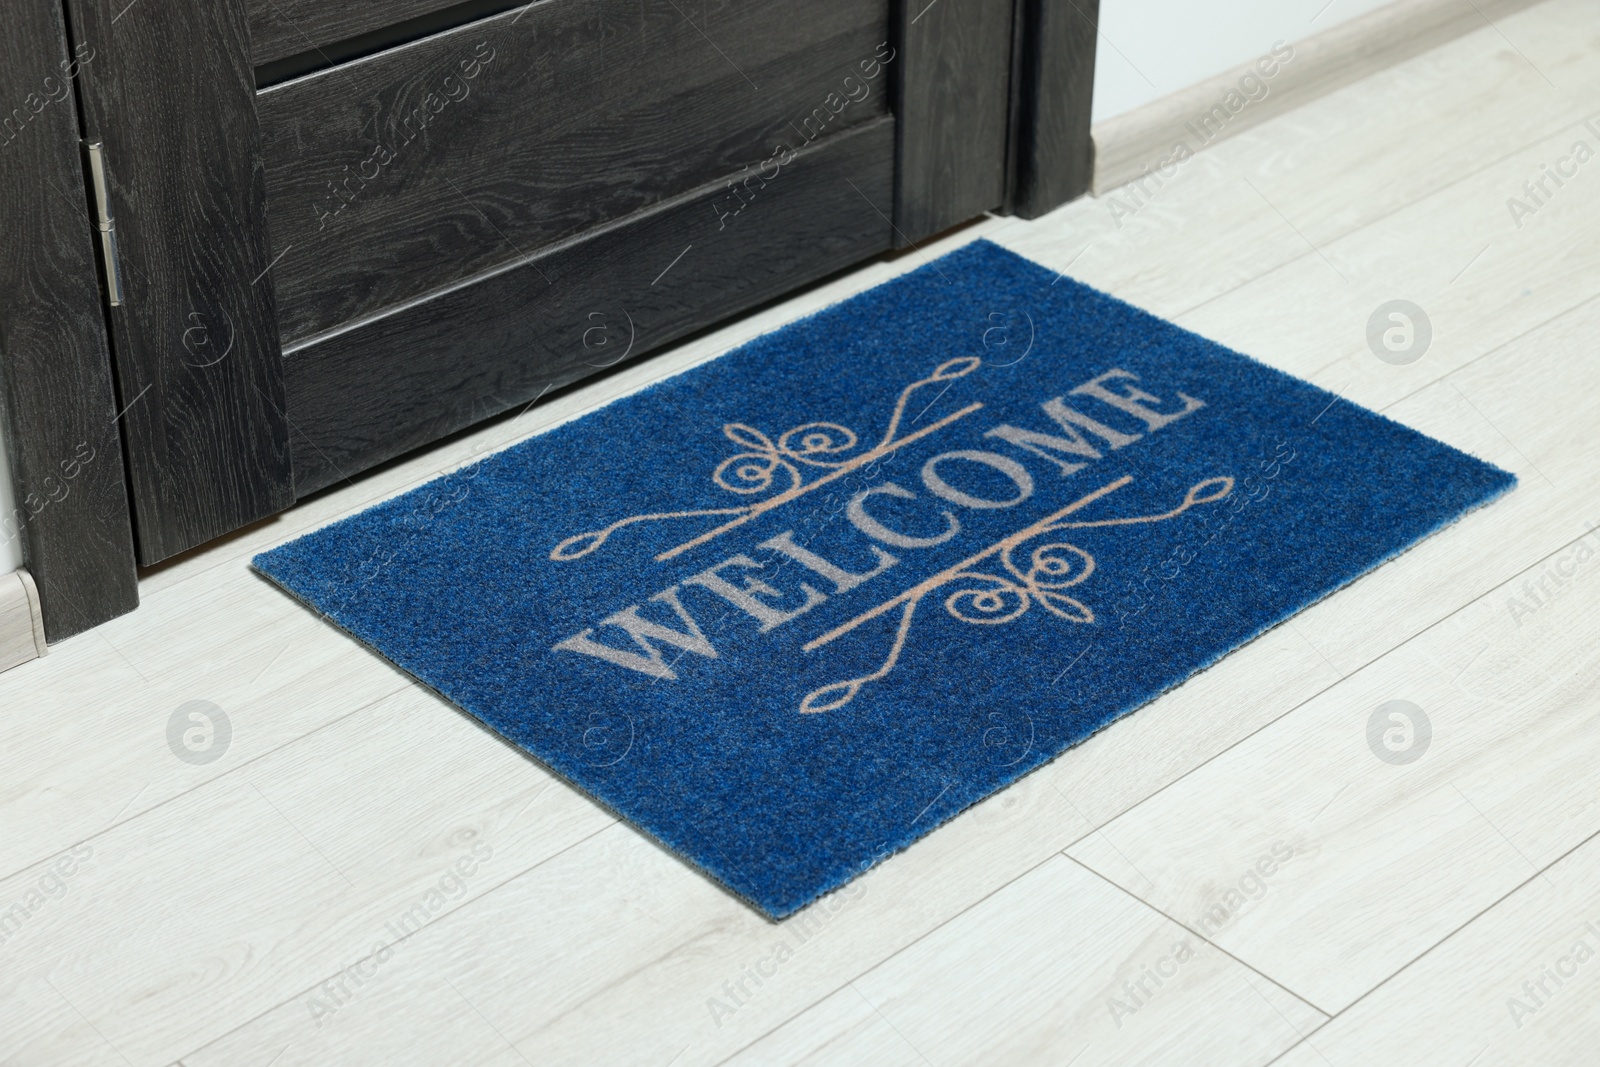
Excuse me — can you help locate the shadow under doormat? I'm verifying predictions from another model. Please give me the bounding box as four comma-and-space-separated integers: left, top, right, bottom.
253, 240, 1514, 918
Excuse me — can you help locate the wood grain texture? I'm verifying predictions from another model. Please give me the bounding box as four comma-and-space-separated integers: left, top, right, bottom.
1006, 0, 1097, 218
134, 218, 1017, 602
892, 0, 1015, 244
2, 6, 1599, 1062
1091, 0, 1547, 193
284, 115, 896, 496
259, 0, 891, 346
249, 0, 504, 68
0, 0, 138, 639
252, 0, 531, 86
62, 0, 294, 565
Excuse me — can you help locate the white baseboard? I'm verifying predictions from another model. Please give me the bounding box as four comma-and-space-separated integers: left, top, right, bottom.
1091, 0, 1549, 194
0, 569, 47, 674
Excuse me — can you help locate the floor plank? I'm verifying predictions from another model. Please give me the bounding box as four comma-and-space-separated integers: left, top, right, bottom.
0, 566, 412, 884
181, 776, 1088, 1067
726, 857, 1324, 1067
1268, 827, 1600, 1066
0, 686, 611, 1065
1003, 0, 1600, 323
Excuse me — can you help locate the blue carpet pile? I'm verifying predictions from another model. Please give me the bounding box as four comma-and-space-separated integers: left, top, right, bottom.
254, 241, 1514, 917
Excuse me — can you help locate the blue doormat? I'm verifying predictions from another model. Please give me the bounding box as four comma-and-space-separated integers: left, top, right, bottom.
254, 241, 1513, 918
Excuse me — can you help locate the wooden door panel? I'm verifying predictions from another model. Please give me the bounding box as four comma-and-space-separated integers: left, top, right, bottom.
62, 0, 294, 564
249, 0, 488, 68
258, 0, 891, 348
285, 116, 895, 495
894, 0, 1015, 243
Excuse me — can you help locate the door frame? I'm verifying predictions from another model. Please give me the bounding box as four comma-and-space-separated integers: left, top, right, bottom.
0, 0, 139, 642
1006, 0, 1099, 218
892, 0, 1099, 237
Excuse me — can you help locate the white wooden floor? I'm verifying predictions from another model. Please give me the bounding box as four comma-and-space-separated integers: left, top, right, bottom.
6, 3, 1600, 1063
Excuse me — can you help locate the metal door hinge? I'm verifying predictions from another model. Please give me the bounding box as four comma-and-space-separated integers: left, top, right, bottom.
82, 138, 123, 307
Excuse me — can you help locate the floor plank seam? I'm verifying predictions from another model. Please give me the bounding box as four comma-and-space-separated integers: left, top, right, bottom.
706, 848, 1068, 1067
1377, 289, 1600, 418
1166, 109, 1599, 325
836, 516, 1600, 1060
1060, 803, 1600, 1063
175, 818, 620, 1066
1262, 1018, 1335, 1067
1258, 817, 1600, 1066
0, 677, 412, 888
1052, 513, 1600, 870
1062, 853, 1340, 1021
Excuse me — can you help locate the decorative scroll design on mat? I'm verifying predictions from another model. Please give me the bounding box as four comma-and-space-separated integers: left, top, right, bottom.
551, 358, 985, 563
798, 475, 1234, 714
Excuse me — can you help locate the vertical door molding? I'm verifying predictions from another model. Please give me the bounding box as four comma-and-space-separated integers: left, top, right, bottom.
0, 0, 139, 640
1007, 0, 1098, 218
62, 0, 294, 564
893, 0, 1017, 246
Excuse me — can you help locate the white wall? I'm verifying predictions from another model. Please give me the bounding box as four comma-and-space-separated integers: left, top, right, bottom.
1092, 0, 1397, 123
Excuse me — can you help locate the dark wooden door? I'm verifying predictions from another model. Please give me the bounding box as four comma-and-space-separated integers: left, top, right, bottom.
0, 0, 140, 639
60, 0, 292, 564
57, 0, 1051, 562
261, 0, 901, 495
